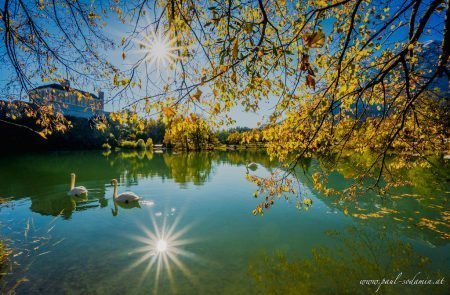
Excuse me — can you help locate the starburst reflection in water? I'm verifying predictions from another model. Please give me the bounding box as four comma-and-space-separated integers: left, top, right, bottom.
123, 210, 198, 293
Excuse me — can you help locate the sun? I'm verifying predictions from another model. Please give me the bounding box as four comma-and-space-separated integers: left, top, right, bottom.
136, 29, 179, 69
150, 41, 169, 60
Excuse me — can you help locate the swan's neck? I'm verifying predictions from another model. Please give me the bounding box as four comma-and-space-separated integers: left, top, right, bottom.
70, 175, 75, 190
113, 184, 118, 199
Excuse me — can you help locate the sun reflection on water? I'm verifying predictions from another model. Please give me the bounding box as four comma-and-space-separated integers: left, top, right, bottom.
124, 211, 198, 293
156, 239, 168, 252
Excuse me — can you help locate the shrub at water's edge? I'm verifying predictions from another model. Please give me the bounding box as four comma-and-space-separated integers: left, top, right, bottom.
101, 143, 111, 150
119, 140, 137, 149
115, 138, 153, 150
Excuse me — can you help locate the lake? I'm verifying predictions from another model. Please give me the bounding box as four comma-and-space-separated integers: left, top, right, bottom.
0, 150, 448, 294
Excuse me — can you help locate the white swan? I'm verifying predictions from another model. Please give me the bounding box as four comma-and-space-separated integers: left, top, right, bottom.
68, 173, 88, 197
111, 179, 140, 203
246, 161, 258, 170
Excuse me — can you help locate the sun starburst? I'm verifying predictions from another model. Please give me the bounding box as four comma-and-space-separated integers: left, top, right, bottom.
120, 210, 198, 293
136, 29, 179, 69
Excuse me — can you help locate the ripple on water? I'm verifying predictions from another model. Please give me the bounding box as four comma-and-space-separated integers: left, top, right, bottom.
140, 200, 155, 207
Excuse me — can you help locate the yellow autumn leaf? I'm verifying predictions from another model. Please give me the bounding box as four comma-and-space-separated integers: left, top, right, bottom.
163, 107, 176, 118
232, 39, 238, 59
213, 102, 220, 113
231, 71, 237, 83
191, 88, 202, 101
38, 131, 47, 139
304, 31, 325, 48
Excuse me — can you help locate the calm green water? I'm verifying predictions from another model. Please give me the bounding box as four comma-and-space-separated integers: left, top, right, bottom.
0, 150, 448, 294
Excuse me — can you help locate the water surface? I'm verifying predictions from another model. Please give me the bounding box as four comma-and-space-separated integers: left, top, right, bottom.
0, 151, 448, 294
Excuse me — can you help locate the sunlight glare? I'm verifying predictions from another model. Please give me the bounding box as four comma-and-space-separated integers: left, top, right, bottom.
134, 28, 179, 69
120, 211, 199, 293
156, 239, 168, 252
151, 41, 169, 60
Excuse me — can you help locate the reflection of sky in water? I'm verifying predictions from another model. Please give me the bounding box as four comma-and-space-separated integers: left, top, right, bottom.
0, 151, 448, 294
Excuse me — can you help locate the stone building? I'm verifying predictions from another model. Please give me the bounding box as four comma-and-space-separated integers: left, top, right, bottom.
28, 80, 105, 118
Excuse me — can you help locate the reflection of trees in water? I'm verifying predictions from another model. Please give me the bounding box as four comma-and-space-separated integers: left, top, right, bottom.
248, 225, 448, 295
317, 153, 448, 195
29, 194, 108, 220
106, 151, 216, 186
300, 156, 450, 245
107, 150, 279, 187
0, 150, 279, 218
0, 152, 113, 219
30, 195, 76, 219
163, 152, 217, 186
224, 150, 279, 170
0, 152, 157, 220
312, 153, 448, 203
106, 150, 164, 185
0, 152, 112, 195
1, 150, 447, 247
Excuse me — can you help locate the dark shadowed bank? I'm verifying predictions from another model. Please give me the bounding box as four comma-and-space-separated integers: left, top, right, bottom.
0, 102, 167, 152
0, 115, 106, 152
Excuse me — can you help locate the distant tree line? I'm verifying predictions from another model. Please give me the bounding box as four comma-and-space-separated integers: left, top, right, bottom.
215, 127, 251, 144
98, 112, 166, 147
0, 102, 266, 152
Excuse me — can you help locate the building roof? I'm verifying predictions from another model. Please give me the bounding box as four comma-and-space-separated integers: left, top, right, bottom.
31, 83, 100, 100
